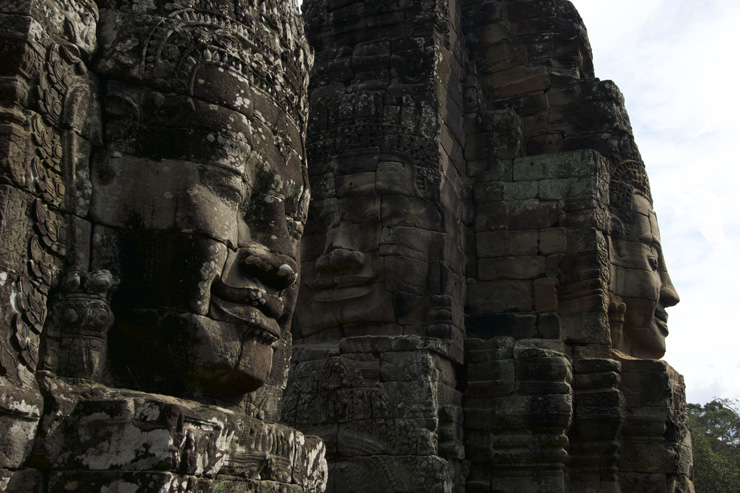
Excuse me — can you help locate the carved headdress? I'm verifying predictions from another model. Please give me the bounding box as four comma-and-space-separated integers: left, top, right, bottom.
609, 159, 653, 211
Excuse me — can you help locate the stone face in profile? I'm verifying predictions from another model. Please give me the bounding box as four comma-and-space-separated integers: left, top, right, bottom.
287, 0, 692, 491
89, 1, 311, 401
608, 161, 680, 359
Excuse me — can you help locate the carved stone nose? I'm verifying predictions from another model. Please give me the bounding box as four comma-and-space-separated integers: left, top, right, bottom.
238, 250, 297, 290
329, 248, 364, 271
659, 274, 680, 308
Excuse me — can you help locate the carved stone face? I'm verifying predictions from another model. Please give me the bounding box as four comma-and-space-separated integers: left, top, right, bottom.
90, 2, 310, 400
297, 191, 395, 336
296, 158, 441, 338
608, 191, 680, 359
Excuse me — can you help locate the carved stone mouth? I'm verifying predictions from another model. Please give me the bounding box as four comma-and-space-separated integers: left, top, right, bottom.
334, 275, 376, 287
654, 310, 669, 336
211, 279, 283, 319
309, 274, 377, 302
313, 284, 374, 303
210, 278, 283, 344
209, 295, 280, 344
309, 275, 376, 290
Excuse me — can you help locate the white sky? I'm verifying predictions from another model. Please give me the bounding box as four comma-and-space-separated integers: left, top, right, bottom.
569, 0, 740, 404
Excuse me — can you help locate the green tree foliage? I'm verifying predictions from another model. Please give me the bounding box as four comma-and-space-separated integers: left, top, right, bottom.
688, 398, 740, 492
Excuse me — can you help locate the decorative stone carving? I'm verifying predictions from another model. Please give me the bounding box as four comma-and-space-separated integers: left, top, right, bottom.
27, 375, 328, 492
288, 0, 693, 492
40, 270, 116, 380
0, 0, 325, 490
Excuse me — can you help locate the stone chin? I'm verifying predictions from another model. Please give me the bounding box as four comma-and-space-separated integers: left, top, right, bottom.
294, 281, 395, 338
629, 317, 668, 360
110, 310, 278, 402
609, 303, 668, 359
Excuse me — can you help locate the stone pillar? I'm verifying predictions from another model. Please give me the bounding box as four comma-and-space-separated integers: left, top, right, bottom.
616, 358, 694, 493
463, 337, 573, 492
568, 358, 624, 492
285, 0, 468, 490
458, 1, 692, 492
0, 0, 100, 487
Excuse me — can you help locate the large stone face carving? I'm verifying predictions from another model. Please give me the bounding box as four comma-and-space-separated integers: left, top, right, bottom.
296, 155, 453, 338
285, 0, 693, 492
296, 161, 395, 336
88, 0, 311, 401
608, 161, 680, 359
1, 0, 693, 490
0, 0, 326, 490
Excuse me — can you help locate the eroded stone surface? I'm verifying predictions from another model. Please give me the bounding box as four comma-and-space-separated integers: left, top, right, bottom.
286, 0, 693, 492
0, 0, 325, 490
1, 0, 692, 491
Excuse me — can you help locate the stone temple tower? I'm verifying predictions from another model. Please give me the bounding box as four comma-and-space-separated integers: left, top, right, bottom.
0, 0, 692, 492
283, 0, 693, 491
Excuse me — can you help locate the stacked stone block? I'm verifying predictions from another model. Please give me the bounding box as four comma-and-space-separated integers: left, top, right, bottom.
27, 376, 327, 493
287, 0, 470, 490
617, 358, 693, 492
466, 149, 610, 344
292, 0, 693, 492
284, 336, 461, 492
462, 0, 638, 165
568, 358, 624, 491
0, 0, 327, 491
464, 337, 573, 492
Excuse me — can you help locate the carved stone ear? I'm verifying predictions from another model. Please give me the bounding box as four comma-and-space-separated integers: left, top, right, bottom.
607, 214, 625, 240
413, 165, 442, 201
